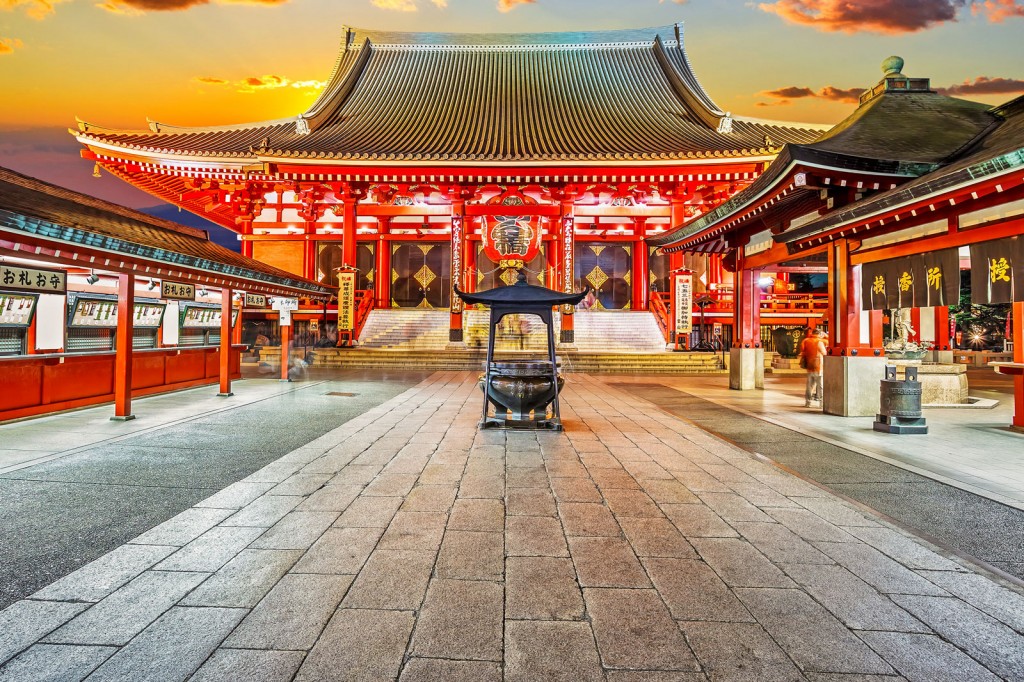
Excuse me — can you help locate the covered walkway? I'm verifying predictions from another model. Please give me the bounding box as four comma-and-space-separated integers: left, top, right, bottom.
1, 372, 1023, 680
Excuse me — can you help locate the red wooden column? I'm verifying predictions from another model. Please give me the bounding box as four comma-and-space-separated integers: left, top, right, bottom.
869, 310, 885, 349
218, 286, 234, 397
732, 258, 761, 348
342, 196, 358, 268
1012, 301, 1023, 429
449, 201, 466, 343
632, 218, 648, 311
112, 273, 135, 421
827, 238, 864, 353
240, 219, 254, 259
280, 321, 291, 382
910, 307, 922, 344
669, 198, 686, 275
559, 199, 576, 344
375, 219, 391, 308
303, 227, 317, 282
934, 306, 951, 350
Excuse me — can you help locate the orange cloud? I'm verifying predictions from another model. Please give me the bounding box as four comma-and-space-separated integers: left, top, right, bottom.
498, 0, 535, 12
759, 0, 1024, 34
937, 76, 1024, 96
370, 0, 447, 10
759, 84, 864, 105
194, 73, 325, 93
1, 0, 71, 20
0, 36, 23, 53
97, 0, 290, 15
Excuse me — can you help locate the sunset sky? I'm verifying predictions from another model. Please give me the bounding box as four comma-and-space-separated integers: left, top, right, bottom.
2, 0, 1023, 208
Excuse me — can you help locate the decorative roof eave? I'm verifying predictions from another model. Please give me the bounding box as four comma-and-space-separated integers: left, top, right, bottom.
0, 211, 330, 298
650, 145, 937, 251
255, 152, 781, 168
78, 136, 259, 169
781, 147, 1024, 247
651, 34, 722, 130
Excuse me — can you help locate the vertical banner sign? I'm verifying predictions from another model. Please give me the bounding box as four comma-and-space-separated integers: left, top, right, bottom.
562, 214, 575, 314
894, 259, 915, 309
337, 271, 357, 330
674, 272, 693, 336
451, 215, 464, 314
970, 238, 1016, 304
913, 249, 960, 307
862, 261, 887, 311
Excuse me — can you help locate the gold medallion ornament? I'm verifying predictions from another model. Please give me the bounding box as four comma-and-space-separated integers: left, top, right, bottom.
414, 265, 436, 290
586, 266, 609, 290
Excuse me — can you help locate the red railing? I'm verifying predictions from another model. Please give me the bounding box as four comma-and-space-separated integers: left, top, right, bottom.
650, 292, 671, 342
338, 290, 374, 347
681, 291, 828, 315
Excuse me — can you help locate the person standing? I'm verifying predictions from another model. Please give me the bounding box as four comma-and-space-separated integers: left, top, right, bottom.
800, 327, 827, 407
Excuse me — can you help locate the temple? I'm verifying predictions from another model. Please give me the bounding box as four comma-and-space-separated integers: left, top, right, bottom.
73, 23, 826, 349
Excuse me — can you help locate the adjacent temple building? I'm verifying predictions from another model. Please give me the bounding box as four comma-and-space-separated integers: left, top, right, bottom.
73, 23, 825, 346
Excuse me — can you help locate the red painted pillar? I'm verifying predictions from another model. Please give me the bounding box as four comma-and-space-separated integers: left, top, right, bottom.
910, 307, 922, 344
112, 273, 135, 421
375, 220, 391, 308
280, 321, 291, 382
669, 198, 685, 275
934, 306, 951, 350
827, 239, 864, 353
218, 287, 234, 397
733, 263, 761, 348
870, 310, 885, 349
1013, 301, 1023, 428
342, 198, 358, 268
304, 228, 317, 282
467, 238, 478, 294
632, 218, 648, 311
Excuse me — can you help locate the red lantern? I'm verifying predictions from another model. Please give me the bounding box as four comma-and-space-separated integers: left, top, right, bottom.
481, 191, 543, 266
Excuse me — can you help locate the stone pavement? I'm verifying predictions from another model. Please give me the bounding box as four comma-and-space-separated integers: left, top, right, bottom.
2, 371, 1024, 681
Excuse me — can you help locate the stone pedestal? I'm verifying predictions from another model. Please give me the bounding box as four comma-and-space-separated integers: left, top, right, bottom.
891, 361, 968, 405
730, 348, 764, 391
822, 355, 888, 417
926, 350, 955, 364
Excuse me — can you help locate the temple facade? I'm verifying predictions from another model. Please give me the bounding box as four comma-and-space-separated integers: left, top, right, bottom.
74, 23, 825, 344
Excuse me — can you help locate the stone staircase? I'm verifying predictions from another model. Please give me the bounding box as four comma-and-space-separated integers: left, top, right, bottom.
303, 309, 725, 374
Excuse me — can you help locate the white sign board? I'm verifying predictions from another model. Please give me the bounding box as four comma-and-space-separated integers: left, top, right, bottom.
272, 297, 299, 311
674, 273, 693, 336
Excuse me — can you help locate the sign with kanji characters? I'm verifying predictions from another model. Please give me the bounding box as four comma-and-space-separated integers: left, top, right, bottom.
271, 297, 299, 311
244, 293, 268, 308
0, 265, 65, 294
0, 293, 38, 327
970, 236, 1023, 304
338, 271, 356, 330
133, 303, 166, 328
161, 281, 196, 301
70, 298, 119, 328
673, 272, 693, 336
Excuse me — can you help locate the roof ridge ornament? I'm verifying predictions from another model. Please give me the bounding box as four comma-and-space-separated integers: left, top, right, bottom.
716, 112, 734, 134
295, 116, 311, 135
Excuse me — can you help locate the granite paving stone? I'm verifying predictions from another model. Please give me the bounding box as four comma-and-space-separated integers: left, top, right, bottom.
189, 649, 306, 682
0, 601, 89, 666
411, 578, 503, 661
764, 508, 857, 543
341, 549, 436, 610
697, 492, 774, 523
377, 511, 447, 551
640, 478, 701, 504
733, 522, 832, 565
221, 495, 302, 528
505, 556, 585, 620
691, 538, 794, 588
618, 517, 697, 558
569, 536, 650, 588
549, 477, 604, 503
334, 495, 404, 528
559, 502, 621, 536
0, 644, 114, 682
223, 573, 352, 651
681, 621, 805, 682
507, 487, 558, 516
458, 474, 506, 498
435, 530, 504, 580
602, 489, 664, 517
269, 473, 332, 497
30, 543, 177, 603
781, 563, 929, 633
296, 484, 363, 512
642, 558, 753, 623
44, 570, 207, 646
180, 549, 302, 608
399, 658, 503, 682
447, 498, 505, 532
402, 485, 458, 512
155, 525, 265, 572
662, 503, 738, 538
296, 609, 414, 682
890, 594, 1024, 680
736, 588, 893, 675
129, 507, 234, 546
87, 606, 245, 682
857, 631, 1001, 682
845, 526, 966, 572
505, 620, 605, 682
195, 481, 275, 510
916, 570, 1024, 634
506, 515, 569, 556
250, 511, 339, 550
584, 587, 699, 671
813, 543, 948, 596
329, 465, 383, 487
291, 526, 383, 574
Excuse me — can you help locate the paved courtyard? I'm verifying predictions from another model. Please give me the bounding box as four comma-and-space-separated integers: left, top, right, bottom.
2, 371, 1024, 681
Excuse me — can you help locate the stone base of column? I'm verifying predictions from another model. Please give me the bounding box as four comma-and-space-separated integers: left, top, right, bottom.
822, 355, 888, 416
729, 348, 764, 391
110, 414, 136, 422
559, 329, 574, 344
449, 328, 464, 343
925, 350, 955, 364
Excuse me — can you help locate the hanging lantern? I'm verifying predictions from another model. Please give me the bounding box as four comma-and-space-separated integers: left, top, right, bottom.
481, 191, 543, 268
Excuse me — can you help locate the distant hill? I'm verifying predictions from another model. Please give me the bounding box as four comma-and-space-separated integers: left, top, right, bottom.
139, 204, 241, 253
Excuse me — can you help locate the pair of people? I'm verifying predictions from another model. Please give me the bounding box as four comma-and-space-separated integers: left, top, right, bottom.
800, 327, 827, 407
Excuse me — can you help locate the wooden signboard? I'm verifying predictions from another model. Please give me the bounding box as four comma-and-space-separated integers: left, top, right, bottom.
244, 293, 268, 308
337, 271, 356, 330
161, 281, 196, 301
0, 293, 38, 327
1, 265, 65, 294
673, 272, 693, 336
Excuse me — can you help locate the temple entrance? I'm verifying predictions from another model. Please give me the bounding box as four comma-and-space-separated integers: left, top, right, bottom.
317, 243, 375, 290
575, 243, 632, 310
391, 242, 451, 308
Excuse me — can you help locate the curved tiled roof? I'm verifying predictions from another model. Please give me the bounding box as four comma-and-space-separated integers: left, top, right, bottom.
75, 24, 823, 165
